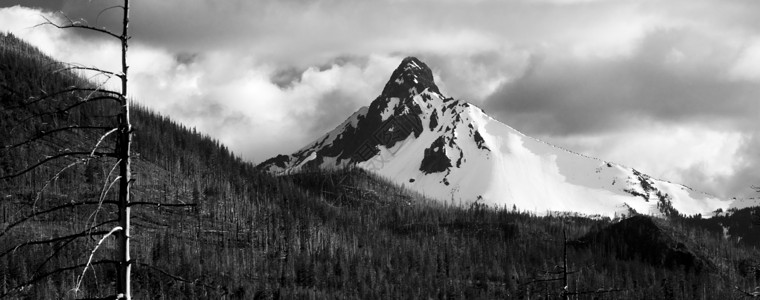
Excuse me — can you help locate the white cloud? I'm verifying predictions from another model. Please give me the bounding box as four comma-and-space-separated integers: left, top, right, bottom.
2, 0, 759, 198
130, 51, 403, 162
729, 38, 760, 81
0, 6, 64, 55
545, 124, 746, 197
0, 6, 404, 162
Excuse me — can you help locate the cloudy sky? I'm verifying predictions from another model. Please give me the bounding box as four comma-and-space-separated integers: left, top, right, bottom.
1, 0, 758, 198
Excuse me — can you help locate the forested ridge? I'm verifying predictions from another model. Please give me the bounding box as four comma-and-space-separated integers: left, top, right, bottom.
1, 32, 760, 299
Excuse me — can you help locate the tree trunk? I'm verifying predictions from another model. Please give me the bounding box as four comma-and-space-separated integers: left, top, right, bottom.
116, 1, 132, 299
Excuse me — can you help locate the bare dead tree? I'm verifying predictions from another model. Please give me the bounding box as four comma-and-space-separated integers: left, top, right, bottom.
115, 2, 132, 297
1, 1, 205, 297
49, 2, 135, 298
0, 2, 134, 299
2, 1, 205, 297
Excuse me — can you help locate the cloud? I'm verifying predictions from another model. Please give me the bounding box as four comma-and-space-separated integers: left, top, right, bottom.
545, 126, 749, 197
486, 27, 760, 134
729, 39, 760, 81
727, 134, 760, 198
0, 5, 390, 161
129, 51, 403, 162
483, 26, 760, 198
2, 0, 760, 198
6, 0, 651, 64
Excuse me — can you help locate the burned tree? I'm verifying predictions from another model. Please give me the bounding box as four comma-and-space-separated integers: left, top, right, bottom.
0, 1, 137, 299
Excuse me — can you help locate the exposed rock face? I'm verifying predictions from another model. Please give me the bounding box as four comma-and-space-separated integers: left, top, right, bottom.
420, 136, 451, 174
380, 57, 440, 98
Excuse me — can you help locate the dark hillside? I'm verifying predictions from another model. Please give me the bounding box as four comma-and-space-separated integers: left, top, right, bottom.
1, 32, 760, 299
679, 207, 760, 248
576, 215, 710, 273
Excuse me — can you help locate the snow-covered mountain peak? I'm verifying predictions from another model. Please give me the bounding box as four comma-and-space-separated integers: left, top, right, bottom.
258, 57, 731, 217
380, 56, 441, 100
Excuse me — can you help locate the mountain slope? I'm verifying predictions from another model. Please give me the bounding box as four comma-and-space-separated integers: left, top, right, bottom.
6, 32, 760, 299
259, 57, 728, 217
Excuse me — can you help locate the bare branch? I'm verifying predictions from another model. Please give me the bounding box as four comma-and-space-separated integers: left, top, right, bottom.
83, 79, 121, 101
565, 288, 626, 296
128, 201, 197, 208
96, 5, 125, 25
0, 151, 116, 181
27, 130, 117, 211
55, 64, 123, 79
86, 159, 123, 232
0, 202, 118, 240
74, 226, 123, 295
4, 87, 123, 110
93, 128, 119, 155
3, 126, 115, 150
12, 95, 123, 133
29, 218, 117, 279
31, 159, 87, 210
1, 218, 119, 259
38, 14, 122, 40
0, 260, 117, 299
0, 228, 115, 259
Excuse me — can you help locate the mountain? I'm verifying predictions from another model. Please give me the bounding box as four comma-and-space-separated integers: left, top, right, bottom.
259, 57, 728, 217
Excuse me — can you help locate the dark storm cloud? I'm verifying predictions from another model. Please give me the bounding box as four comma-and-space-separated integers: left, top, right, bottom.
484, 28, 760, 136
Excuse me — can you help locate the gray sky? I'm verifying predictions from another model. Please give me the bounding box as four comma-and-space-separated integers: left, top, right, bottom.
1, 0, 759, 198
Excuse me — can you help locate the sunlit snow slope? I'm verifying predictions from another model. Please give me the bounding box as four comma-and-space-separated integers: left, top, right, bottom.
258, 57, 729, 217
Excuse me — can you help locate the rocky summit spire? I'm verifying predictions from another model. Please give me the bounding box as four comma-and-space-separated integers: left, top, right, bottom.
380, 56, 441, 99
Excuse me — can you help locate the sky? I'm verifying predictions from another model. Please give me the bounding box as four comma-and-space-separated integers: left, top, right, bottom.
1, 0, 758, 199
